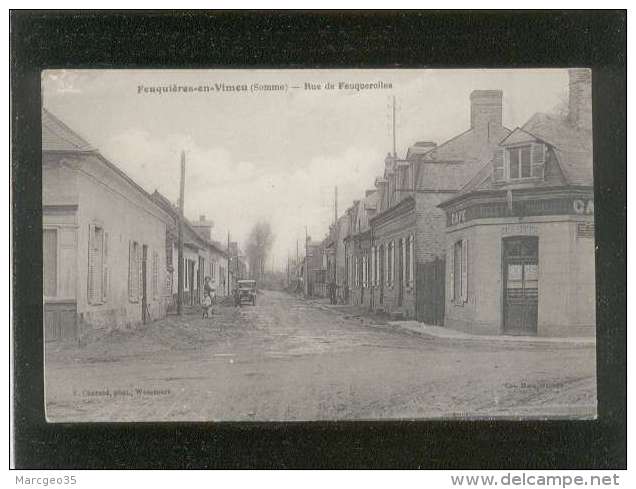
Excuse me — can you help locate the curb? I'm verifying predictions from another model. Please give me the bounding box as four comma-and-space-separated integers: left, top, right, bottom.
311, 301, 596, 347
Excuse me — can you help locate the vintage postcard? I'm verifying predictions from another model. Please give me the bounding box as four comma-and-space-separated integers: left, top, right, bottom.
42, 68, 596, 422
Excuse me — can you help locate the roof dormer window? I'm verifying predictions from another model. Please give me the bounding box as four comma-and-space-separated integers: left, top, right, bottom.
493, 142, 546, 183
509, 145, 532, 179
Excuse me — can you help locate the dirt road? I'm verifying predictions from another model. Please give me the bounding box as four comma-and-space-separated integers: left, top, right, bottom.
45, 290, 596, 422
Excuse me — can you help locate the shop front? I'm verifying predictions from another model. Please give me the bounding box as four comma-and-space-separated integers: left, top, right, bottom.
440, 190, 595, 337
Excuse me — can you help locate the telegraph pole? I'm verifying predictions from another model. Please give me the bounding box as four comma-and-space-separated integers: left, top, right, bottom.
177, 151, 185, 316
227, 231, 231, 296
392, 95, 397, 157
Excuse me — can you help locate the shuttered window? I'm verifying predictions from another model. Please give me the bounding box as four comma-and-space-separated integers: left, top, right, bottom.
509, 145, 531, 179
506, 143, 545, 181
388, 241, 394, 286
363, 256, 368, 288
152, 250, 159, 298
103, 231, 109, 302
451, 239, 468, 304
405, 236, 412, 286
493, 148, 505, 182
43, 229, 57, 297
401, 239, 407, 286
453, 241, 462, 302
531, 142, 546, 178
88, 225, 105, 304
129, 240, 140, 302
409, 235, 414, 286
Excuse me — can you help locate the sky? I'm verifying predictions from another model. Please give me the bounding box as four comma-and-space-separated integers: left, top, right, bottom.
42, 68, 569, 269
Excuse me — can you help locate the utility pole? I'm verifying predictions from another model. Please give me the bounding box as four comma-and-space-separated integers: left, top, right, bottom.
177, 150, 185, 316
227, 231, 231, 297
392, 95, 397, 157
333, 186, 338, 288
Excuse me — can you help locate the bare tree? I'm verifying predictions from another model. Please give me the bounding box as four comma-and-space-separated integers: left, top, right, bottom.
246, 221, 274, 283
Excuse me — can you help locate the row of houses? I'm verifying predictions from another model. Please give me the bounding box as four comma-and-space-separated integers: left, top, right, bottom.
42, 109, 247, 342
304, 69, 595, 337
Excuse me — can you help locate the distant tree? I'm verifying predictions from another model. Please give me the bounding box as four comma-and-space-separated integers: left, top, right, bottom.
548, 88, 570, 121
246, 221, 274, 283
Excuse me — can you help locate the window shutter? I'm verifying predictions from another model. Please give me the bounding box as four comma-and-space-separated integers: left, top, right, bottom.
409, 236, 414, 285
87, 224, 95, 304
152, 251, 158, 299
370, 246, 375, 286
448, 244, 455, 301
392, 242, 396, 285
402, 239, 407, 286
102, 231, 109, 302
461, 239, 468, 302
531, 143, 546, 179
128, 241, 134, 301
493, 148, 505, 182
137, 244, 142, 302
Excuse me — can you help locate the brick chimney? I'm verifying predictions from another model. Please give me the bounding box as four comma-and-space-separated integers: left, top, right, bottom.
568, 68, 592, 132
470, 90, 503, 139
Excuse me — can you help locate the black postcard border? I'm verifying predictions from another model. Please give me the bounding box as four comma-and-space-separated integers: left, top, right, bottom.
10, 10, 627, 469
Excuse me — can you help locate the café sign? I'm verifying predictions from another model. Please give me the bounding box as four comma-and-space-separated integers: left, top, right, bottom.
573, 199, 594, 215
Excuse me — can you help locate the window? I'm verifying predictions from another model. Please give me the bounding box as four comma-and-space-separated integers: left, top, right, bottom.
494, 143, 546, 183
387, 241, 394, 286
370, 246, 375, 286
450, 239, 468, 303
362, 255, 368, 288
129, 240, 140, 302
508, 145, 531, 179
406, 235, 414, 285
43, 229, 57, 297
400, 238, 405, 286
88, 225, 107, 304
152, 250, 159, 298
374, 246, 379, 286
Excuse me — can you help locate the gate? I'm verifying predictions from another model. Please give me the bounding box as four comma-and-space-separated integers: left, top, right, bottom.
415, 258, 445, 325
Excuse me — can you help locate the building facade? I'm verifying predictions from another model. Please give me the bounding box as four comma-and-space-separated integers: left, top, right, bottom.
43, 109, 173, 341
151, 193, 231, 308
439, 69, 595, 336
367, 91, 510, 322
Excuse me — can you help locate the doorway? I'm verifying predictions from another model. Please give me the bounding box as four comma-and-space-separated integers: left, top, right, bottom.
188, 260, 195, 305
502, 236, 539, 335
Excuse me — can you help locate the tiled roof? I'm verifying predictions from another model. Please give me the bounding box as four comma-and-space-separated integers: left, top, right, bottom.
42, 108, 96, 152
455, 112, 593, 197
416, 161, 482, 191
521, 112, 593, 186
415, 125, 511, 191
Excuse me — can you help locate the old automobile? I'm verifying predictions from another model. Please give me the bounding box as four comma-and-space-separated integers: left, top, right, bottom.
236, 279, 257, 306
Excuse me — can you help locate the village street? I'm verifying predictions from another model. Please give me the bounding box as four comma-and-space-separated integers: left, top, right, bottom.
45, 290, 596, 422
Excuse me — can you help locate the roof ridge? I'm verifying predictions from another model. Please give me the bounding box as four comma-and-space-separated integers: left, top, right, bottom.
42, 107, 96, 152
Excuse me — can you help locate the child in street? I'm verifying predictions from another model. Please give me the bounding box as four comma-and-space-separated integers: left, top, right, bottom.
202, 276, 216, 318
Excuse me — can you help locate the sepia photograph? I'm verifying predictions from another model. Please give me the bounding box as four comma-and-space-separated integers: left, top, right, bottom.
41, 68, 596, 423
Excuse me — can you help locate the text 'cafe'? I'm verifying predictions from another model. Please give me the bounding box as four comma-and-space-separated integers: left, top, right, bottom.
438, 105, 595, 337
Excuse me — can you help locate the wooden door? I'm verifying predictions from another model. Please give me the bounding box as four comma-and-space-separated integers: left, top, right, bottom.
188, 260, 195, 305
503, 237, 538, 335
415, 258, 445, 326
